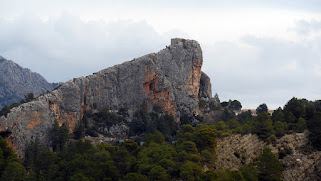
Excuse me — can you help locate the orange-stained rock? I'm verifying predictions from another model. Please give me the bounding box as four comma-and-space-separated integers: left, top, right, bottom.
143, 67, 175, 115
27, 111, 43, 129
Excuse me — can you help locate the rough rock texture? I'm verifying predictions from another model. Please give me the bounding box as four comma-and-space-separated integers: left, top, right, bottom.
199, 72, 212, 99
0, 39, 207, 157
216, 134, 267, 170
215, 131, 321, 181
0, 56, 58, 108
276, 132, 321, 181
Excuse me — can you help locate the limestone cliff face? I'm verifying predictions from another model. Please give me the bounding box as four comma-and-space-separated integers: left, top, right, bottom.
0, 38, 208, 157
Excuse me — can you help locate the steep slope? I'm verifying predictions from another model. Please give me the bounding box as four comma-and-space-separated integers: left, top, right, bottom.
0, 38, 212, 157
0, 56, 57, 108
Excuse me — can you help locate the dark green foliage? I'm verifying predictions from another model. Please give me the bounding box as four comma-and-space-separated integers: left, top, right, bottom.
239, 164, 258, 181
24, 137, 58, 179
192, 124, 217, 152
130, 105, 178, 141
0, 102, 21, 117
179, 161, 202, 181
178, 141, 198, 154
255, 112, 274, 141
74, 120, 86, 139
221, 99, 242, 112
148, 166, 170, 181
0, 136, 26, 181
284, 97, 306, 120
0, 123, 261, 181
295, 117, 307, 133
199, 99, 208, 110
230, 100, 242, 111
201, 150, 215, 167
24, 92, 35, 103
200, 170, 218, 181
69, 173, 91, 181
123, 173, 147, 181
113, 147, 133, 176
144, 131, 165, 145
180, 114, 193, 125
307, 112, 321, 150
209, 93, 222, 111
271, 107, 285, 123
274, 121, 285, 138
221, 101, 229, 108
92, 107, 127, 132
221, 108, 236, 122
119, 139, 138, 154
1, 161, 28, 181
51, 121, 69, 152
256, 103, 268, 114
257, 148, 283, 181
237, 110, 253, 123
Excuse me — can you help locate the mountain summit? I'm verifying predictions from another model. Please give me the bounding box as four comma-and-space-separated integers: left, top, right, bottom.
0, 56, 57, 108
0, 38, 212, 157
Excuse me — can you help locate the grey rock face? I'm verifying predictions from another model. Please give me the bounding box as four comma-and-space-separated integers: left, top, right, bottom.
0, 39, 209, 157
0, 56, 57, 108
199, 72, 212, 99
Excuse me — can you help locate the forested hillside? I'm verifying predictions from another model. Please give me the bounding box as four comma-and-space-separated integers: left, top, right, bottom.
1, 97, 321, 180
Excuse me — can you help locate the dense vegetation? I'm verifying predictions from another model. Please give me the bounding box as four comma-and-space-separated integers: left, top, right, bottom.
215, 97, 321, 146
1, 96, 321, 180
0, 125, 280, 181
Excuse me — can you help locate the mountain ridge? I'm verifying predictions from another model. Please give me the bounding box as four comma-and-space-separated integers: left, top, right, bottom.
0, 56, 58, 108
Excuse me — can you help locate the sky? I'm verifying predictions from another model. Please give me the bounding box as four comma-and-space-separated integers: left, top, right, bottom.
0, 0, 320, 109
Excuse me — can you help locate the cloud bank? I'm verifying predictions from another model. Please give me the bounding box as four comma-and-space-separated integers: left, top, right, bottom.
203, 20, 321, 108
0, 12, 320, 109
0, 13, 187, 82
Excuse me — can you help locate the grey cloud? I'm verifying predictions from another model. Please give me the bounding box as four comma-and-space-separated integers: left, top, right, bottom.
0, 13, 188, 82
290, 20, 321, 35
0, 12, 320, 110
203, 35, 321, 109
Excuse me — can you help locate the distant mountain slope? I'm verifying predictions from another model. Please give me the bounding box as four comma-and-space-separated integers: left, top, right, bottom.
0, 56, 58, 108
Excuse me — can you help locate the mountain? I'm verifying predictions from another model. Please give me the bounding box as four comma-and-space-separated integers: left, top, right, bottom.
0, 56, 58, 108
0, 38, 212, 157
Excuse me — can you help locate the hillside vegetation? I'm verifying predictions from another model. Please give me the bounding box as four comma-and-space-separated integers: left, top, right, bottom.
1, 96, 321, 180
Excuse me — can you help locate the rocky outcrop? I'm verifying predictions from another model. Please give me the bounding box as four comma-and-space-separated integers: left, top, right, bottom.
199, 72, 212, 99
0, 56, 58, 108
0, 38, 208, 157
215, 131, 321, 181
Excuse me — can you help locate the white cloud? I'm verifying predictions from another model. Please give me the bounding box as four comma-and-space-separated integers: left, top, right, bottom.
315, 65, 321, 77
281, 61, 297, 72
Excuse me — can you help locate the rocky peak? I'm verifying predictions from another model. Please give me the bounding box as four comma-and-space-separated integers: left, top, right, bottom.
0, 56, 4, 63
0, 57, 57, 108
0, 39, 212, 157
